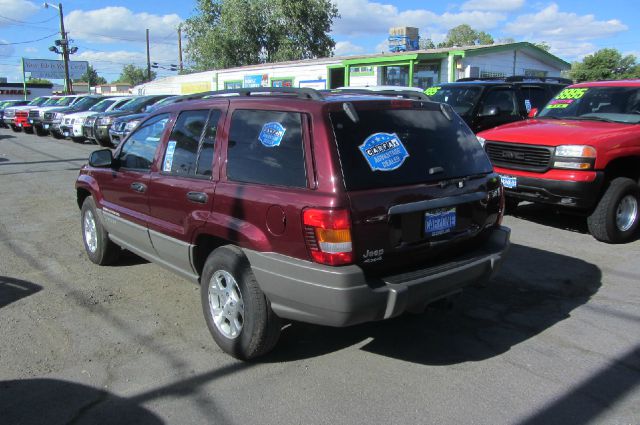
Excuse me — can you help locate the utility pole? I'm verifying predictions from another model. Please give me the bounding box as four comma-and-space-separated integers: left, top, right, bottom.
177, 25, 183, 73
45, 2, 72, 94
146, 29, 151, 82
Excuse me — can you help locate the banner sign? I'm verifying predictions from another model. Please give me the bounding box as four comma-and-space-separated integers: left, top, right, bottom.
298, 79, 326, 90
180, 81, 212, 95
243, 74, 269, 88
23, 59, 89, 80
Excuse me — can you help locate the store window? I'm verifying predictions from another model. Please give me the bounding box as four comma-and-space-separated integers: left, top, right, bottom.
413, 63, 440, 88
378, 65, 409, 86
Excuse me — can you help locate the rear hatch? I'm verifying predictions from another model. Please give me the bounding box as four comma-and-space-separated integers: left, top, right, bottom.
329, 100, 502, 274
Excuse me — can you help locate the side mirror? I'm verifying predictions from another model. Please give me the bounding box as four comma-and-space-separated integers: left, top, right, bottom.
89, 149, 113, 168
480, 106, 499, 117
528, 107, 538, 118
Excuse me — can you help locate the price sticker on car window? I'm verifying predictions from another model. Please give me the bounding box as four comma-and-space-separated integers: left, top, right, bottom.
163, 141, 176, 172
425, 86, 441, 96
554, 88, 589, 100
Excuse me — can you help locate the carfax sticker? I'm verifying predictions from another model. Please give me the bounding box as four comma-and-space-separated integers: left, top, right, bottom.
163, 141, 177, 172
258, 122, 286, 147
425, 86, 441, 96
359, 132, 409, 172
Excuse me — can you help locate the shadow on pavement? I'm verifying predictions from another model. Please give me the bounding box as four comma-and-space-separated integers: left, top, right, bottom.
0, 379, 163, 425
263, 243, 601, 365
518, 344, 640, 425
0, 134, 15, 141
510, 203, 589, 234
0, 276, 42, 308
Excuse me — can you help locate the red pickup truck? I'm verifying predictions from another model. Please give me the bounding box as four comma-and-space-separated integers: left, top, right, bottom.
478, 80, 640, 243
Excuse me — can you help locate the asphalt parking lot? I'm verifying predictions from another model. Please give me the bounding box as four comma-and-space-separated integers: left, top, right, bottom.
0, 130, 638, 425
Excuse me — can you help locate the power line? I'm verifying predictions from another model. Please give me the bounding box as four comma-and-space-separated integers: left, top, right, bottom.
0, 32, 59, 45
0, 13, 57, 24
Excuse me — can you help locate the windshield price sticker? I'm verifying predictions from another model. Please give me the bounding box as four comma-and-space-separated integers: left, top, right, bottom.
546, 99, 574, 109
163, 141, 177, 172
554, 88, 589, 100
425, 86, 441, 96
259, 122, 286, 147
359, 132, 409, 172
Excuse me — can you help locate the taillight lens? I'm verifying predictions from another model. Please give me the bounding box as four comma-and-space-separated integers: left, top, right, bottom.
303, 208, 353, 266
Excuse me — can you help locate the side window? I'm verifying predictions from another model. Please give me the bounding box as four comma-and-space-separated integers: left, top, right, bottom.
520, 86, 553, 111
163, 110, 209, 175
227, 110, 306, 188
482, 88, 518, 116
119, 113, 170, 170
196, 110, 222, 176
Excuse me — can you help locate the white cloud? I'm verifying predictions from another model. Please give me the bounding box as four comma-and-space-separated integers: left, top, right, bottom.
0, 0, 39, 26
546, 41, 596, 61
505, 4, 627, 41
24, 47, 38, 53
461, 0, 524, 12
333, 41, 365, 56
66, 7, 182, 44
332, 0, 506, 36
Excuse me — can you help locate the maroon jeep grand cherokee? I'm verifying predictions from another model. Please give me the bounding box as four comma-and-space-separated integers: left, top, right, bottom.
76, 88, 510, 359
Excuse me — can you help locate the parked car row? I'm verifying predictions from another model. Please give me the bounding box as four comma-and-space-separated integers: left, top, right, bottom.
0, 94, 175, 147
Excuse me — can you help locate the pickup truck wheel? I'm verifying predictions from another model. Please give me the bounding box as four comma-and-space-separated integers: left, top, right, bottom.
11, 125, 21, 132
71, 137, 86, 144
587, 177, 640, 243
200, 246, 281, 360
24, 127, 34, 134
51, 131, 65, 140
81, 197, 120, 265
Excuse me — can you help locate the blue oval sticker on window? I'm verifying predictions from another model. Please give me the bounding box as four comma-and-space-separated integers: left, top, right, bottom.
259, 122, 286, 147
359, 132, 409, 172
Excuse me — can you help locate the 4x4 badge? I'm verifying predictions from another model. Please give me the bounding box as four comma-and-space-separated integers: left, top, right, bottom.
359, 132, 409, 172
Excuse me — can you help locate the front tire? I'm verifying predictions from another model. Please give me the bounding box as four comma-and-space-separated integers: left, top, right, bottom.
71, 136, 86, 144
200, 246, 281, 360
51, 131, 65, 140
11, 125, 21, 133
35, 126, 48, 136
587, 177, 640, 243
81, 197, 120, 265
24, 127, 34, 134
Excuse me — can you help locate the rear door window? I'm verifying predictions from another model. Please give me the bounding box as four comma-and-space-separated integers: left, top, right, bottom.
519, 85, 552, 112
226, 110, 306, 188
481, 88, 519, 116
330, 104, 492, 191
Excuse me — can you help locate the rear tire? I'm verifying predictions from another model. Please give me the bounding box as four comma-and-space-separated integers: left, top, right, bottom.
200, 246, 281, 360
587, 177, 640, 243
81, 197, 120, 265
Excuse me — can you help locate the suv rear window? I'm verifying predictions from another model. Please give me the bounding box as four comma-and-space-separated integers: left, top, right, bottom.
330, 104, 492, 191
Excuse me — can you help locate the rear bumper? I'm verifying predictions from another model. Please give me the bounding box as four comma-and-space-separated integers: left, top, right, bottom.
244, 225, 510, 327
495, 167, 604, 210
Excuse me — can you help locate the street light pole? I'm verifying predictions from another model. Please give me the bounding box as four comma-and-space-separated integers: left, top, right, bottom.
44, 2, 73, 94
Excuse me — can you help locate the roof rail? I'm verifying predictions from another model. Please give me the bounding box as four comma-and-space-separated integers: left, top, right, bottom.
202, 87, 324, 100
456, 76, 573, 84
328, 88, 430, 101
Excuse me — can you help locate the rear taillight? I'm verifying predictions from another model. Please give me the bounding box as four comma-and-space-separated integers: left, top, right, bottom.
303, 208, 353, 266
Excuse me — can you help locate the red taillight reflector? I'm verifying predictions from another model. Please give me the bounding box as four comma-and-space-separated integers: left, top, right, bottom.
303, 208, 353, 266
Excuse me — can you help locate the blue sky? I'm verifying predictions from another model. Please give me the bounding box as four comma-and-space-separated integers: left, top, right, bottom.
0, 0, 637, 83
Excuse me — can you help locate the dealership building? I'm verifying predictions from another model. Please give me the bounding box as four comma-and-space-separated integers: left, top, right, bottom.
134, 42, 571, 95
0, 81, 53, 101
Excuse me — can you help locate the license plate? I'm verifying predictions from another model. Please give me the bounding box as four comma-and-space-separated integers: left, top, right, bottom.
425, 207, 457, 237
500, 175, 517, 189
28, 119, 33, 124
44, 124, 50, 129
63, 132, 69, 137
17, 123, 22, 127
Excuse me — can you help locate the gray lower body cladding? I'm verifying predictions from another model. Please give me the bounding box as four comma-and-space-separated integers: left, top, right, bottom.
243, 225, 510, 327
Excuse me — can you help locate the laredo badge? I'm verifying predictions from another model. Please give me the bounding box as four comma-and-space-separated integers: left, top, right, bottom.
359, 132, 409, 172
258, 122, 286, 147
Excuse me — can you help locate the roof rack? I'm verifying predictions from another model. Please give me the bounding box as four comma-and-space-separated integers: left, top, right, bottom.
456, 76, 573, 84
328, 88, 430, 101
200, 87, 324, 100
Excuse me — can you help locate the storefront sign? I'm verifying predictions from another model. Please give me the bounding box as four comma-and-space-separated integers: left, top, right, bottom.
180, 81, 212, 94
244, 74, 269, 88
23, 59, 89, 80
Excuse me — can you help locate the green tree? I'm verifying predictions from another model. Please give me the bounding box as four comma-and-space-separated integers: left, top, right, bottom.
570, 48, 640, 82
419, 38, 436, 50
27, 78, 52, 84
533, 41, 551, 52
115, 64, 156, 86
438, 24, 494, 48
184, 0, 339, 70
73, 64, 107, 86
